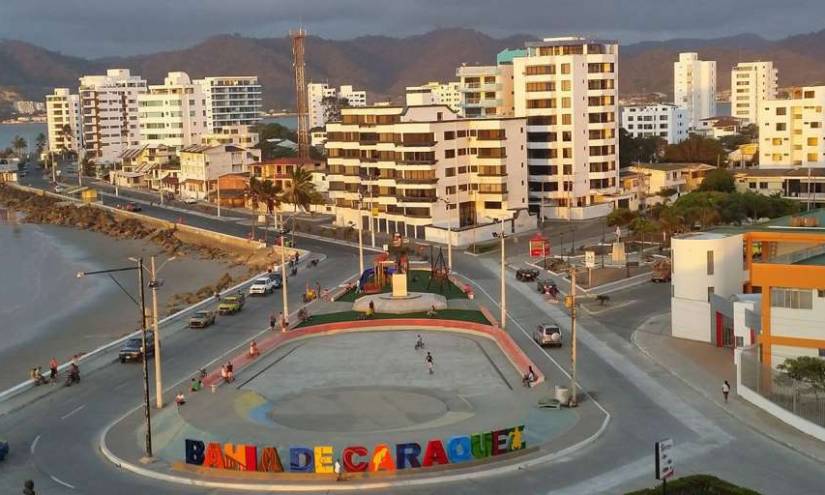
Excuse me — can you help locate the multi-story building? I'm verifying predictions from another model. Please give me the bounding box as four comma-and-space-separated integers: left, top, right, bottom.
45, 88, 82, 153
79, 69, 147, 163
196, 76, 262, 130
512, 37, 623, 218
674, 52, 716, 128
731, 61, 778, 125
670, 209, 825, 369
178, 144, 261, 200
14, 101, 45, 115
733, 168, 825, 209
628, 162, 715, 207
138, 72, 209, 149
456, 50, 525, 118
406, 81, 462, 113
307, 83, 368, 129
758, 86, 825, 168
200, 125, 260, 148
621, 104, 689, 144
325, 104, 530, 242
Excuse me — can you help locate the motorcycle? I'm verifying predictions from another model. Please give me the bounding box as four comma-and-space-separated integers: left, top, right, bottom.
64, 369, 80, 387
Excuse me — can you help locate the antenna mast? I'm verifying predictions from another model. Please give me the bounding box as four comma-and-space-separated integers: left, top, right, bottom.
290, 28, 310, 160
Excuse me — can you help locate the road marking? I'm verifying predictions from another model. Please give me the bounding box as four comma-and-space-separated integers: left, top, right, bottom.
60, 404, 85, 420
50, 475, 76, 489
30, 434, 40, 454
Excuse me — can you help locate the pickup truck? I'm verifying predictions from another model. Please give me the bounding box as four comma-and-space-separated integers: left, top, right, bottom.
218, 295, 245, 315
119, 331, 155, 363
248, 277, 278, 296
189, 310, 216, 328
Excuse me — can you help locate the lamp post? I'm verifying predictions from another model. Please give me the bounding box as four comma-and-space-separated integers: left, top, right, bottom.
350, 220, 364, 276
280, 235, 289, 330
492, 220, 507, 330
149, 255, 176, 408
438, 198, 453, 271
569, 266, 578, 407
77, 259, 152, 457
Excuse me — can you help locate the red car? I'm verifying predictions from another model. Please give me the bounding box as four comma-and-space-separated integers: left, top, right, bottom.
123, 202, 142, 212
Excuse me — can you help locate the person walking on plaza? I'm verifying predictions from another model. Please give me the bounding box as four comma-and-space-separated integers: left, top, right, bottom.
49, 357, 58, 383
426, 352, 434, 375
249, 340, 260, 358
269, 313, 277, 331
176, 391, 186, 408
722, 380, 731, 403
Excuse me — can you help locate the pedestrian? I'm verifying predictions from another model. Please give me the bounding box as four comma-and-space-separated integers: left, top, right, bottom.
49, 357, 58, 383
249, 340, 260, 358
269, 313, 277, 331
426, 352, 434, 375
220, 365, 229, 383
190, 377, 202, 392
176, 391, 186, 407
23, 479, 35, 495
722, 380, 731, 403
226, 361, 234, 382
334, 457, 343, 481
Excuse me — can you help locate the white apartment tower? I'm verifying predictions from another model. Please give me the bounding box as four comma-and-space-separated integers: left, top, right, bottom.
45, 88, 82, 153
512, 38, 620, 217
621, 104, 689, 144
197, 76, 262, 130
405, 82, 462, 113
674, 52, 717, 128
79, 69, 147, 163
759, 86, 825, 168
138, 72, 209, 149
731, 61, 778, 125
307, 83, 367, 129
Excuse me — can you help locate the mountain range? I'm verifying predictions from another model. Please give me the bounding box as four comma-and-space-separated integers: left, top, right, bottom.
3, 28, 825, 110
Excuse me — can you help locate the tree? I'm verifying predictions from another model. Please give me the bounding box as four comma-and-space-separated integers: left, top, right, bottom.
652, 204, 686, 245
253, 123, 298, 160
719, 133, 750, 152
35, 133, 47, 156
80, 156, 96, 177
663, 134, 726, 166
778, 356, 825, 397
740, 124, 758, 142
619, 128, 665, 167
245, 176, 283, 239
11, 135, 27, 157
606, 207, 637, 228
698, 169, 735, 193
321, 96, 349, 125
281, 166, 317, 213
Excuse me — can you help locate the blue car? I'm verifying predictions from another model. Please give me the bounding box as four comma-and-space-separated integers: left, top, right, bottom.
0, 439, 9, 461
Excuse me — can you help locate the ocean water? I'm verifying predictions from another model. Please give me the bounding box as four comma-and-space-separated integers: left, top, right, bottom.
0, 122, 47, 153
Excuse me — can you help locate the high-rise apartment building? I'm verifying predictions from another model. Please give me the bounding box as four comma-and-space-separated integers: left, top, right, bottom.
79, 69, 147, 163
405, 82, 462, 113
731, 61, 778, 125
512, 38, 621, 218
674, 52, 717, 128
307, 83, 367, 129
759, 86, 825, 168
138, 72, 209, 149
326, 105, 528, 240
197, 76, 262, 130
45, 88, 82, 153
457, 50, 525, 118
621, 104, 689, 144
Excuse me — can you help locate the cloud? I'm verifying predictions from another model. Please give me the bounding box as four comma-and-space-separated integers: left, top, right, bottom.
1, 0, 823, 56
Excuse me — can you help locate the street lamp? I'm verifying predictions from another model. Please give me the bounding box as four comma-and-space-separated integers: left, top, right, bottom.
492, 219, 507, 330
438, 198, 453, 271
144, 255, 176, 409
77, 258, 153, 458
349, 220, 364, 276
279, 235, 289, 331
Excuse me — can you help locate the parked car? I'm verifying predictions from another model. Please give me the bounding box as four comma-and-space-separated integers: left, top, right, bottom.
189, 310, 216, 328
218, 294, 245, 315
119, 332, 155, 363
182, 197, 198, 205
533, 324, 563, 347
124, 202, 142, 212
249, 277, 277, 296
54, 185, 66, 193
0, 439, 8, 461
516, 268, 540, 282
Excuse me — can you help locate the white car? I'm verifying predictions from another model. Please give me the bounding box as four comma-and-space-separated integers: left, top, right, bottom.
533, 324, 562, 347
248, 277, 277, 296
183, 197, 198, 205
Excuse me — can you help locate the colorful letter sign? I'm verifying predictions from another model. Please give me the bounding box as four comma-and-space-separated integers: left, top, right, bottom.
184, 425, 525, 474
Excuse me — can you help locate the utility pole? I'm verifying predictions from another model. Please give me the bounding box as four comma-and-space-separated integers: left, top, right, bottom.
291, 28, 310, 160
280, 236, 289, 330
150, 257, 163, 408
569, 267, 578, 407
497, 220, 507, 330
216, 178, 221, 218
137, 258, 153, 457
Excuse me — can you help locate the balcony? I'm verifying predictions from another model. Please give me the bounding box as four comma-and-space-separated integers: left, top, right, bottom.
398, 195, 437, 203
396, 177, 438, 185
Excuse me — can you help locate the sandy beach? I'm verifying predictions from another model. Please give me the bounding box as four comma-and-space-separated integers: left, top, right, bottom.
0, 220, 248, 389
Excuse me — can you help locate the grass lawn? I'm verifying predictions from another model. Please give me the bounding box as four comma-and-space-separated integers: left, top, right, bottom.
336, 270, 468, 302
295, 309, 490, 328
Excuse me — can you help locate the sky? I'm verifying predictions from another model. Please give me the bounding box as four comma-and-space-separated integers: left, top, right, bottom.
2, 0, 824, 57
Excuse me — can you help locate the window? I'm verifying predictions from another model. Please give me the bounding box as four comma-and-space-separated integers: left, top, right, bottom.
445, 149, 455, 159
560, 63, 571, 75
561, 80, 571, 91
444, 131, 455, 140
707, 250, 714, 275
771, 288, 813, 309
818, 289, 825, 298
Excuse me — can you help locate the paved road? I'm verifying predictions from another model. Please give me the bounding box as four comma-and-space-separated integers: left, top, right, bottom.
3, 168, 825, 494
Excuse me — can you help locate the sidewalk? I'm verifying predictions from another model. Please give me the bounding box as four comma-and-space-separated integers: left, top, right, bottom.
632, 313, 825, 464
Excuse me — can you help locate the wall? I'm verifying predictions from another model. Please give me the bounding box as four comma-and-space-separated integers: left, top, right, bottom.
672, 233, 744, 302
771, 292, 825, 341
671, 297, 711, 342
425, 212, 536, 247
543, 202, 614, 220
733, 297, 759, 347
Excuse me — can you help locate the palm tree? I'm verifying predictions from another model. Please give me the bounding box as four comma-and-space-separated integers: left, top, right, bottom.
281, 166, 317, 213
11, 135, 27, 158
35, 133, 47, 156
59, 124, 72, 158
245, 176, 282, 242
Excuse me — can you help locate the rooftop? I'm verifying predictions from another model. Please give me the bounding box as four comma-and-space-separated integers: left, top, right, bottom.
631, 162, 714, 172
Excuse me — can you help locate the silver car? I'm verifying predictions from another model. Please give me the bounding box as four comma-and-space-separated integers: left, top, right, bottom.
534, 324, 562, 347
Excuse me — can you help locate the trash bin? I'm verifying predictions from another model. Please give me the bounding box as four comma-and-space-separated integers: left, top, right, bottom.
554, 385, 570, 405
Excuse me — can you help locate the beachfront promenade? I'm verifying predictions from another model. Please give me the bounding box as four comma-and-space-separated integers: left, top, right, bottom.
2, 174, 825, 494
